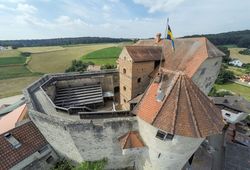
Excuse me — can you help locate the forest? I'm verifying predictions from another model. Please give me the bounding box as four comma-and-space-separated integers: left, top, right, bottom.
184, 30, 250, 48
0, 37, 132, 48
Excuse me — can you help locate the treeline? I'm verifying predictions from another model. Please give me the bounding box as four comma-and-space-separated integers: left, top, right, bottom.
184, 30, 250, 48
0, 37, 132, 48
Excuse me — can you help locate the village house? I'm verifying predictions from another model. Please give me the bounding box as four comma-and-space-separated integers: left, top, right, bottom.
212, 96, 250, 124
229, 59, 243, 67
0, 121, 59, 170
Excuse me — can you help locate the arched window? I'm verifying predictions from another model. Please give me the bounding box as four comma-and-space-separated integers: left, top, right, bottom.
123, 68, 126, 74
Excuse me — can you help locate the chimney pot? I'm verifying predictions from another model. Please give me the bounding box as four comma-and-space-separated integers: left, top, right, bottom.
155, 33, 161, 43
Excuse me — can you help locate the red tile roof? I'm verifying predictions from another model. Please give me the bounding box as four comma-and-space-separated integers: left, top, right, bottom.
125, 46, 162, 62
135, 37, 224, 77
134, 70, 224, 138
118, 131, 145, 149
0, 121, 48, 170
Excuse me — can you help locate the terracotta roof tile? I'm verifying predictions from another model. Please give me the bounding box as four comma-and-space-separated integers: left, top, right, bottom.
125, 46, 162, 62
0, 121, 48, 170
134, 70, 224, 138
118, 131, 145, 149
135, 37, 224, 77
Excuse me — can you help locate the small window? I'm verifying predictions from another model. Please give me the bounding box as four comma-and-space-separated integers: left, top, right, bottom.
123, 68, 126, 74
137, 78, 141, 83
46, 156, 54, 164
200, 68, 206, 76
38, 146, 49, 154
123, 86, 126, 91
165, 134, 174, 140
225, 113, 231, 117
214, 61, 218, 66
123, 99, 126, 103
156, 130, 166, 140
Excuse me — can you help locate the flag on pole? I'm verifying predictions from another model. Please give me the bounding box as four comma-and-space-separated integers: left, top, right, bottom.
166, 22, 175, 50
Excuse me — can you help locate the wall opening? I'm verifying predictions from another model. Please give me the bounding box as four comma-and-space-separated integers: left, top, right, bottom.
123, 68, 126, 74
137, 78, 141, 83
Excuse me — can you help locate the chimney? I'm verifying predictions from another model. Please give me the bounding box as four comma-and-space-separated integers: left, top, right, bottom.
155, 33, 161, 43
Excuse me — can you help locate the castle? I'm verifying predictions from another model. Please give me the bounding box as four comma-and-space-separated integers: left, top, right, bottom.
24, 34, 225, 170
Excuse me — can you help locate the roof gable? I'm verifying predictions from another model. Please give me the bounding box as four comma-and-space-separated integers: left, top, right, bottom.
118, 131, 145, 149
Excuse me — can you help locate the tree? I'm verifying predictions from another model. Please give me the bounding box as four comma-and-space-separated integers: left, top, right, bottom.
101, 64, 116, 70
217, 46, 231, 63
215, 65, 235, 84
65, 60, 94, 72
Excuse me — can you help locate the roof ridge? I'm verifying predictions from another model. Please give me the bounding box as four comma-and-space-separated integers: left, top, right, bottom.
183, 76, 202, 137
170, 75, 182, 134
151, 73, 180, 125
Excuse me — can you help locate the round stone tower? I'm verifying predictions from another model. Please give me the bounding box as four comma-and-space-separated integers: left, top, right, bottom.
133, 71, 224, 170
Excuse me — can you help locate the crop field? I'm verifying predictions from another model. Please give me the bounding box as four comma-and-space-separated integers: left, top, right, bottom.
28, 43, 117, 73
0, 56, 26, 65
81, 47, 122, 65
229, 47, 250, 63
0, 76, 41, 98
214, 82, 250, 101
0, 49, 20, 58
19, 46, 65, 53
0, 66, 40, 80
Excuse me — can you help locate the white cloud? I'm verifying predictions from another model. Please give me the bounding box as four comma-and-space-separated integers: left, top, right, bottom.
133, 0, 185, 13
0, 4, 14, 11
17, 3, 37, 14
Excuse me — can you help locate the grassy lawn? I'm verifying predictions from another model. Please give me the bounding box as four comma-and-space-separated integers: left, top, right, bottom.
0, 49, 20, 58
81, 46, 122, 65
227, 66, 247, 77
229, 47, 250, 63
0, 76, 41, 98
0, 56, 26, 65
0, 66, 40, 80
28, 43, 116, 73
214, 82, 250, 101
18, 46, 65, 53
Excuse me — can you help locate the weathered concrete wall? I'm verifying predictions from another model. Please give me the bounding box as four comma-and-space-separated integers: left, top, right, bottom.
192, 57, 222, 95
137, 117, 204, 170
29, 110, 138, 169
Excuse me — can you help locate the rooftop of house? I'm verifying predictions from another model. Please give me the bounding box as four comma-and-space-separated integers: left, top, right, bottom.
124, 46, 162, 62
133, 70, 224, 138
135, 36, 224, 77
0, 121, 48, 170
118, 131, 145, 149
0, 104, 28, 135
212, 95, 250, 113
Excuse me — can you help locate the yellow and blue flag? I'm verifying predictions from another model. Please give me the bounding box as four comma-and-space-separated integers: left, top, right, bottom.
166, 25, 175, 50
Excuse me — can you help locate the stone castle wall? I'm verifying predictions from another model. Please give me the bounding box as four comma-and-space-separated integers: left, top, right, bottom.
29, 110, 138, 169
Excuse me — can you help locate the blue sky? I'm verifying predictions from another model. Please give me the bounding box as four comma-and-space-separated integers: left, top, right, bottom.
0, 0, 250, 40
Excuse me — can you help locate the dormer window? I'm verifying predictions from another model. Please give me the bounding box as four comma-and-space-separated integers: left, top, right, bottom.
156, 130, 174, 141
4, 133, 21, 149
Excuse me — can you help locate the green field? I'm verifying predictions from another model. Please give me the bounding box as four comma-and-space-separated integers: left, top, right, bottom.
0, 66, 40, 80
229, 47, 250, 63
28, 43, 116, 73
81, 47, 122, 65
0, 49, 20, 58
214, 82, 250, 101
0, 56, 26, 65
227, 66, 246, 77
0, 76, 41, 98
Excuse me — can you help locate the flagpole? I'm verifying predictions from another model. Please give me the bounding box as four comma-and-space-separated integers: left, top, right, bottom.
158, 17, 169, 74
